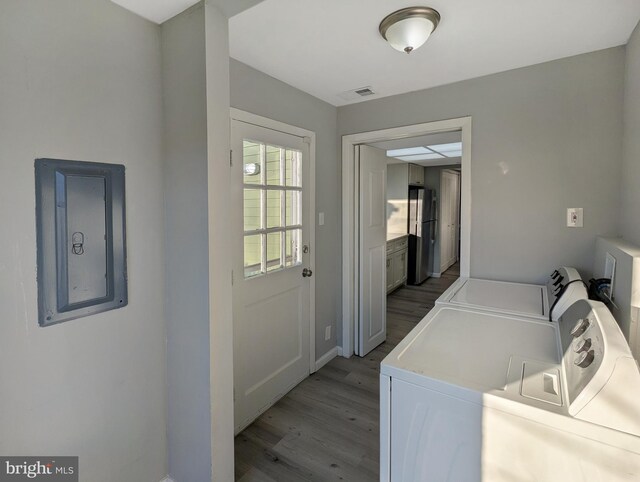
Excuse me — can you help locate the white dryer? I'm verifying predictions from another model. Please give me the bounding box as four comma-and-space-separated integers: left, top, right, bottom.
436, 266, 587, 321
380, 299, 640, 482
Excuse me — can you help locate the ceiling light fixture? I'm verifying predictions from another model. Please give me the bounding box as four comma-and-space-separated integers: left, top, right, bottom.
387, 147, 431, 157
379, 7, 441, 54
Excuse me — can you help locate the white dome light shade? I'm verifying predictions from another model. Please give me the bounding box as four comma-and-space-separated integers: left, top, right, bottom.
379, 7, 441, 54
384, 17, 434, 53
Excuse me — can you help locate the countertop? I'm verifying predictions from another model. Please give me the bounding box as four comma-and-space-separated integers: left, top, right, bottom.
387, 232, 409, 242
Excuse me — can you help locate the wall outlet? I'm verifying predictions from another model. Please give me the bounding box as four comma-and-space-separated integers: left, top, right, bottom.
324, 325, 331, 341
567, 208, 583, 228
319, 212, 325, 226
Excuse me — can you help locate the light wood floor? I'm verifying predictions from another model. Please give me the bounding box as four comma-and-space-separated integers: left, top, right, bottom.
235, 264, 460, 481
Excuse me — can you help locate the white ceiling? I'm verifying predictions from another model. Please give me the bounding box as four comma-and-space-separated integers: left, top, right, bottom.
230, 0, 640, 106
109, 0, 264, 24
110, 0, 198, 23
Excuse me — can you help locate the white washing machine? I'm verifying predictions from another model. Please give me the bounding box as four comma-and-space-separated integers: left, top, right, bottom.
380, 299, 640, 482
436, 267, 587, 321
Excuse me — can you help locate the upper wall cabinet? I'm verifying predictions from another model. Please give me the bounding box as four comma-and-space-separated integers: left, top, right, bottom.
408, 163, 425, 186
387, 163, 426, 233
387, 164, 409, 234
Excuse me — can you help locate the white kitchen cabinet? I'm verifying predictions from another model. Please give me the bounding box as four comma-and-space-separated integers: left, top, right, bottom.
386, 236, 408, 294
392, 250, 407, 287
386, 257, 394, 292
387, 163, 425, 232
408, 163, 425, 186
386, 164, 409, 233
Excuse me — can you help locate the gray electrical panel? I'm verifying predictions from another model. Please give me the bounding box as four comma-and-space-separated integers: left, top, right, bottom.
35, 158, 128, 327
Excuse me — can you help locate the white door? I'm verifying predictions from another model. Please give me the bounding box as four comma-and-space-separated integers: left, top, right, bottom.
357, 145, 387, 356
440, 170, 460, 272
450, 171, 460, 264
231, 119, 312, 433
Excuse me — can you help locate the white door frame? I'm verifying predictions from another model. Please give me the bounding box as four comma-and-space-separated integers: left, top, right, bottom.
230, 107, 317, 373
341, 117, 472, 358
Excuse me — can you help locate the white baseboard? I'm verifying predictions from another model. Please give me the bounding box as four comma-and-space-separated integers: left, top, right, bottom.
315, 346, 338, 371
337, 346, 343, 357
160, 477, 175, 482
430, 272, 442, 278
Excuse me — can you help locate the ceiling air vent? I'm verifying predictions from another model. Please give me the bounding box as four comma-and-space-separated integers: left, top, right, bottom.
338, 86, 377, 102
355, 87, 375, 97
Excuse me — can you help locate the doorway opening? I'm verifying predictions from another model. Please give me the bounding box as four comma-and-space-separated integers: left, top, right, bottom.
341, 117, 472, 358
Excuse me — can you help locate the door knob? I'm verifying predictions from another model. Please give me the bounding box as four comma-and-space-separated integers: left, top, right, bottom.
302, 268, 313, 278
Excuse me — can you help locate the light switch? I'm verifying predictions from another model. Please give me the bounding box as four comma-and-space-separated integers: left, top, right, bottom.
319, 212, 325, 226
567, 208, 583, 228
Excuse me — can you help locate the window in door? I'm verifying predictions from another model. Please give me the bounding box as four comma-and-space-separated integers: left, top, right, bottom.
242, 140, 302, 278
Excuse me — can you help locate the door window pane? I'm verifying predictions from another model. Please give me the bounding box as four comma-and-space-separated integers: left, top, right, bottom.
285, 229, 302, 267
265, 145, 282, 186
285, 190, 301, 226
243, 189, 262, 231
242, 138, 303, 278
243, 141, 263, 185
244, 234, 263, 278
266, 232, 282, 272
266, 190, 282, 229
286, 149, 302, 187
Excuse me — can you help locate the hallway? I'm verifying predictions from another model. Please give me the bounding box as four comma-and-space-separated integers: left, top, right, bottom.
235, 264, 460, 481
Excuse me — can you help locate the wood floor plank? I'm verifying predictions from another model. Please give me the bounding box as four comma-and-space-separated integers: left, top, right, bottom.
237, 467, 277, 482
235, 263, 460, 481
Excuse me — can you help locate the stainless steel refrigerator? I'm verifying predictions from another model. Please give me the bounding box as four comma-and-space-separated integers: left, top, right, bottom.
408, 187, 436, 285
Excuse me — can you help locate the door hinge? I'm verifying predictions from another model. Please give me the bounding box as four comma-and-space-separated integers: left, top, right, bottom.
230, 149, 233, 166
303, 136, 311, 145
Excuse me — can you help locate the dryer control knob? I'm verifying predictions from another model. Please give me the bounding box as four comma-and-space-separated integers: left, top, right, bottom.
574, 338, 592, 353
575, 349, 595, 368
570, 318, 590, 338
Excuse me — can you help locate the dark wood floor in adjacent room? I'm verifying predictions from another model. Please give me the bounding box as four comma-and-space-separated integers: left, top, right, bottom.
235, 264, 460, 481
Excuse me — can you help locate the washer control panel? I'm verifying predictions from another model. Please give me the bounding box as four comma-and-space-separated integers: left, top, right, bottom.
560, 305, 605, 412
546, 267, 588, 321
559, 299, 640, 435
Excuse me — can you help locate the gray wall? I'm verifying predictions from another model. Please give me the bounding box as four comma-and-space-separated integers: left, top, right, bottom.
0, 1, 167, 481
229, 59, 340, 360
339, 48, 625, 284
621, 21, 640, 246
162, 4, 211, 481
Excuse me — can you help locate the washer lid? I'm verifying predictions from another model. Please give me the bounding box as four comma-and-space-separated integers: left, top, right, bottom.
447, 278, 548, 318
381, 305, 560, 393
